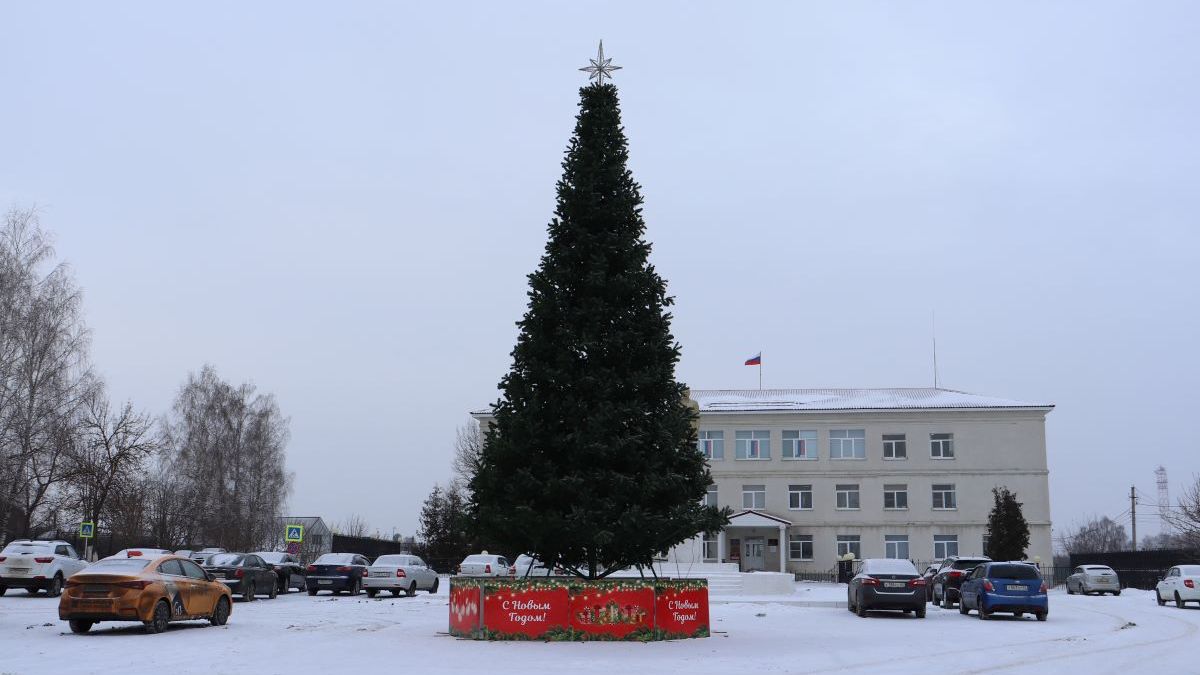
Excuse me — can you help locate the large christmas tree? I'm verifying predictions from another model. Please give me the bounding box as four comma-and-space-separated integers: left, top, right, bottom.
469, 78, 727, 579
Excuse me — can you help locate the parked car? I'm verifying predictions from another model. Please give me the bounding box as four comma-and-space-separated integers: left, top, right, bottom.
364, 554, 439, 597
958, 561, 1048, 621
108, 548, 174, 560
174, 549, 195, 559
190, 548, 227, 565
458, 553, 510, 577
1155, 565, 1200, 608
0, 539, 89, 597
305, 553, 370, 595
847, 559, 927, 618
1066, 565, 1121, 596
59, 555, 232, 634
510, 554, 562, 578
201, 553, 279, 601
254, 551, 307, 593
920, 563, 940, 602
931, 555, 991, 608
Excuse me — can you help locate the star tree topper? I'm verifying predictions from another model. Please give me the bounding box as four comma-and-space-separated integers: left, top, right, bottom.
580, 40, 621, 84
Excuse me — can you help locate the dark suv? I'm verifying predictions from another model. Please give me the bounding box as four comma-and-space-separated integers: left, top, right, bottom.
931, 555, 990, 608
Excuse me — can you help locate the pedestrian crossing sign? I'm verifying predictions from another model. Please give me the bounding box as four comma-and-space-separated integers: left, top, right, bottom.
80, 522, 95, 539
285, 524, 304, 543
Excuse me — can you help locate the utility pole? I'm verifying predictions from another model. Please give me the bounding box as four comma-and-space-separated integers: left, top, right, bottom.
1130, 486, 1137, 552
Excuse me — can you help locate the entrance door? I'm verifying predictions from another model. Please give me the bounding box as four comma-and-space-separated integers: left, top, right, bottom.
743, 537, 765, 571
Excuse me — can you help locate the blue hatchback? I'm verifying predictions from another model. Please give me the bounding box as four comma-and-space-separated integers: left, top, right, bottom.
959, 562, 1048, 621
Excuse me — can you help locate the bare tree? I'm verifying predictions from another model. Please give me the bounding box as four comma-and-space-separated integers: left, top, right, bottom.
66, 387, 158, 553
1162, 475, 1200, 552
1059, 516, 1130, 554
451, 422, 482, 493
335, 514, 370, 538
0, 208, 94, 541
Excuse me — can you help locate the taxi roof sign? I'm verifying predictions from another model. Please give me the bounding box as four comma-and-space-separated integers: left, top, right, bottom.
285, 524, 304, 543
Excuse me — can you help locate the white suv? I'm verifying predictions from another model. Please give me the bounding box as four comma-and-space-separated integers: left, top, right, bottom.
0, 540, 89, 596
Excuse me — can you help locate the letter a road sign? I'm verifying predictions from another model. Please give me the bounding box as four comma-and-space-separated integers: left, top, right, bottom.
79, 522, 95, 539
285, 524, 304, 543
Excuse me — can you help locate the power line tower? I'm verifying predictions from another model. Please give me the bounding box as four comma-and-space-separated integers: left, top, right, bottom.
1156, 465, 1170, 536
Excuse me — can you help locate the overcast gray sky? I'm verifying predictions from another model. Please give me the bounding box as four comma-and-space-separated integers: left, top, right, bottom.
2, 2, 1196, 542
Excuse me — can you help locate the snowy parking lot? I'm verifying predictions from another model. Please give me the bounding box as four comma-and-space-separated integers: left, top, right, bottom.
1, 582, 1197, 674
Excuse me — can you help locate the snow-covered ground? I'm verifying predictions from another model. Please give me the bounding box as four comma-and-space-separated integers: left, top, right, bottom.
2, 582, 1197, 674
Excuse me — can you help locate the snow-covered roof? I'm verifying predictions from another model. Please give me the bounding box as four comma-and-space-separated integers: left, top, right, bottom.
688, 388, 1052, 414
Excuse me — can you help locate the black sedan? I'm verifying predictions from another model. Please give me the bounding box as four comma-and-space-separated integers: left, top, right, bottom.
305, 553, 370, 596
254, 551, 307, 593
202, 553, 279, 601
848, 559, 927, 618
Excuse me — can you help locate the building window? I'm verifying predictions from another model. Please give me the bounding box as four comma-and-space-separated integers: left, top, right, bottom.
930, 433, 955, 459
932, 484, 957, 510
934, 534, 959, 559
788, 484, 813, 510
782, 430, 818, 460
704, 485, 718, 508
837, 535, 861, 560
835, 484, 860, 510
701, 534, 718, 562
883, 484, 908, 510
742, 484, 766, 509
736, 430, 771, 460
789, 534, 814, 561
829, 429, 866, 459
882, 434, 907, 460
885, 535, 909, 559
698, 430, 724, 460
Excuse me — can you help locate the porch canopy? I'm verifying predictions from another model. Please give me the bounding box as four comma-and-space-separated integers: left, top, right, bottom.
723, 509, 792, 572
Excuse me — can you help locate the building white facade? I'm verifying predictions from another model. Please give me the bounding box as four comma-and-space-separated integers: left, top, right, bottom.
671, 388, 1054, 574
472, 386, 1053, 577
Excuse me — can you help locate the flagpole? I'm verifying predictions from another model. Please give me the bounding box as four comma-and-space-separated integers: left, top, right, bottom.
759, 355, 762, 391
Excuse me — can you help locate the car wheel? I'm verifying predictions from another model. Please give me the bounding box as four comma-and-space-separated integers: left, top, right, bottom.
27, 587, 40, 596
942, 592, 954, 610
268, 582, 277, 600
243, 581, 256, 602
430, 578, 439, 594
855, 598, 867, 618
393, 589, 404, 596
48, 574, 63, 597
366, 589, 378, 598
210, 596, 230, 626
1113, 590, 1121, 596
1176, 592, 1184, 609
297, 578, 307, 592
350, 579, 361, 596
145, 600, 171, 634
278, 576, 289, 595
1036, 611, 1047, 621
959, 600, 969, 615
307, 587, 318, 597
1014, 612, 1024, 618
978, 606, 989, 620
932, 587, 940, 605
1156, 590, 1166, 606
69, 619, 94, 634
0, 585, 6, 596
407, 582, 417, 598
1067, 583, 1075, 595
916, 606, 926, 619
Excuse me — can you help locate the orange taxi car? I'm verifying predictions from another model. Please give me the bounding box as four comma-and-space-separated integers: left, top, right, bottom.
59, 554, 233, 634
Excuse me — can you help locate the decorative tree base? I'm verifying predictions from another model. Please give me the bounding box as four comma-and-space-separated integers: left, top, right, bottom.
449, 577, 709, 641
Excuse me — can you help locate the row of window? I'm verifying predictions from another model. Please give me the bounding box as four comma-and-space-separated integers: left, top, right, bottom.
700, 533, 968, 562
720, 483, 958, 511
698, 430, 955, 461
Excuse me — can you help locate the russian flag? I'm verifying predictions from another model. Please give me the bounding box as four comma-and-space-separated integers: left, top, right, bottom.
744, 352, 761, 366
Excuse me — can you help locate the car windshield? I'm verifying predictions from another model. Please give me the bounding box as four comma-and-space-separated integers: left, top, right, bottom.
952, 559, 988, 570
374, 555, 407, 566
86, 559, 151, 573
2, 543, 53, 555
988, 564, 1041, 580
207, 554, 244, 566
256, 552, 286, 564
1086, 566, 1114, 573
314, 553, 356, 565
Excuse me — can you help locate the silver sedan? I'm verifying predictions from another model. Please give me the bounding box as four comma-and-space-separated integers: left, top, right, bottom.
1066, 565, 1121, 595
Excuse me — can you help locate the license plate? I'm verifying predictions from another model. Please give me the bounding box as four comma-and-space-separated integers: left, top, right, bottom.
371, 571, 389, 577
1006, 584, 1028, 591
884, 582, 906, 588
76, 599, 111, 608
319, 580, 332, 585
7, 568, 30, 574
